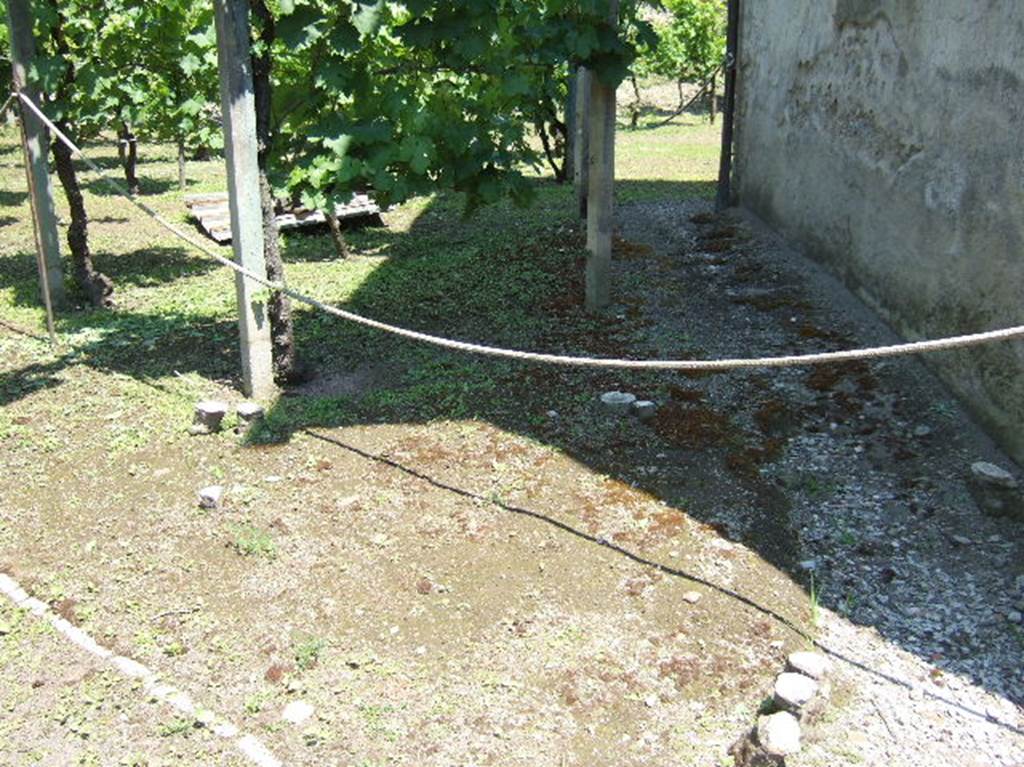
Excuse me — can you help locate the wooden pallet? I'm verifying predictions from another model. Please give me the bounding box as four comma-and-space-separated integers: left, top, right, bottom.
185, 192, 380, 243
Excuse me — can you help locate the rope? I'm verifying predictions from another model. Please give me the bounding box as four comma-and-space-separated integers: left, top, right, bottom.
18, 91, 1024, 371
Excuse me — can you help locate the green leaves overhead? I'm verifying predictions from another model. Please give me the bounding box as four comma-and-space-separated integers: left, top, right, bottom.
25, 0, 645, 212
271, 0, 644, 212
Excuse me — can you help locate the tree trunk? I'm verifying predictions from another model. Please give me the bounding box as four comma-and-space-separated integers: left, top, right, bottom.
47, 0, 112, 307
251, 0, 304, 383
325, 209, 349, 259
177, 138, 187, 192
118, 121, 140, 196
52, 122, 113, 307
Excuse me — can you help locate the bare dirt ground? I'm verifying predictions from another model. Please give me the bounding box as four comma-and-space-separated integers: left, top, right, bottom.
1, 101, 1022, 766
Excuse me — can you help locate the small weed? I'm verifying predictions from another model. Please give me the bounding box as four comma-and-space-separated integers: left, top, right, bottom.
294, 635, 325, 670
158, 717, 194, 737
807, 574, 823, 645
244, 690, 273, 716
229, 524, 276, 559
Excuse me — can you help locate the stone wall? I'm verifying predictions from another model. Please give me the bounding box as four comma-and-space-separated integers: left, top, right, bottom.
732, 1, 1024, 462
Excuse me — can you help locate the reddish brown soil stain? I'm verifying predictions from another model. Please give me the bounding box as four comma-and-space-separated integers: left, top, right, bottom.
654, 402, 732, 449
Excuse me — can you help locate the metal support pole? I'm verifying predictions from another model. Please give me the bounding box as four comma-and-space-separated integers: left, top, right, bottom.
6, 0, 64, 314
213, 0, 275, 400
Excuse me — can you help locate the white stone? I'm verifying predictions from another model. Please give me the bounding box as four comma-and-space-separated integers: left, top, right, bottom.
198, 485, 223, 509
281, 700, 314, 725
632, 400, 657, 421
757, 711, 802, 756
774, 672, 819, 709
236, 402, 265, 423
600, 391, 637, 415
970, 462, 1018, 489
786, 651, 832, 680
191, 400, 229, 434
682, 591, 702, 604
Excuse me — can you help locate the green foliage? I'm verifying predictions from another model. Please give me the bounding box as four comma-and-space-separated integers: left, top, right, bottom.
28, 0, 220, 149
22, 1, 648, 211
635, 0, 725, 83
271, 0, 649, 212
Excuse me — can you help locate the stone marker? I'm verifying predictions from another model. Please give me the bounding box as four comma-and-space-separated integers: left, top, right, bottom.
786, 651, 831, 680
198, 485, 223, 510
235, 401, 265, 434
774, 672, 818, 710
600, 391, 637, 415
757, 711, 802, 756
237, 401, 264, 423
971, 462, 1018, 489
632, 400, 657, 421
967, 461, 1021, 519
190, 400, 229, 435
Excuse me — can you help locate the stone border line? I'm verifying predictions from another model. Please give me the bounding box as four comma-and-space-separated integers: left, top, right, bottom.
0, 573, 284, 767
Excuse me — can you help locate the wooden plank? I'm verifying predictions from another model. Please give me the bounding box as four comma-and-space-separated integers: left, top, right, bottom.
186, 194, 380, 242
6, 0, 64, 312
213, 0, 275, 401
585, 2, 618, 313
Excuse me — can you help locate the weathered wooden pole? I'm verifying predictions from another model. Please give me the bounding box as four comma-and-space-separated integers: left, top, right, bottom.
6, 0, 64, 312
573, 66, 591, 220
584, 1, 618, 313
716, 0, 740, 211
213, 0, 275, 400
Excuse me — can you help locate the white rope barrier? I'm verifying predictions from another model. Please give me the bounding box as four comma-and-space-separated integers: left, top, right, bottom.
18, 91, 1024, 371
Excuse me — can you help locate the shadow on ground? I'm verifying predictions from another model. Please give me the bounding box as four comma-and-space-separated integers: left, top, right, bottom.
2, 172, 1021, 735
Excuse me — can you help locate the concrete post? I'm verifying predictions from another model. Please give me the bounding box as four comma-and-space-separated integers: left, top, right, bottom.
584, 2, 618, 313
6, 0, 64, 310
213, 0, 275, 400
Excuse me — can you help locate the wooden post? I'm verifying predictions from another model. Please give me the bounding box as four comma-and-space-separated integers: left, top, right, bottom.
573, 67, 590, 220
716, 0, 740, 211
213, 0, 275, 400
6, 0, 64, 310
584, 1, 618, 313
564, 68, 576, 185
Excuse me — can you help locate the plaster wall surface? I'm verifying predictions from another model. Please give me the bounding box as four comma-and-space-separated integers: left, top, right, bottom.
733, 0, 1024, 462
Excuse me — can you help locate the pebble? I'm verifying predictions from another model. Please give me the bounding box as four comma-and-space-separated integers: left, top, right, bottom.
600, 391, 637, 415
682, 591, 701, 604
198, 485, 223, 510
281, 700, 314, 725
1007, 611, 1022, 624
632, 400, 658, 421
774, 672, 819, 709
912, 425, 933, 438
757, 711, 802, 756
786, 651, 832, 680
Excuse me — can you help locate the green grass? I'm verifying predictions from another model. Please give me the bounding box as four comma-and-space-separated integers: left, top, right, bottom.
0, 101, 719, 454
228, 524, 277, 559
